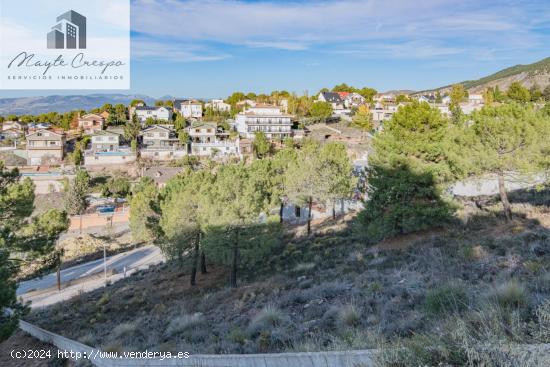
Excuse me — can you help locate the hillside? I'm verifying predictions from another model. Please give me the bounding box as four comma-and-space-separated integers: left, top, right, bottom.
421, 57, 550, 94
26, 188, 550, 365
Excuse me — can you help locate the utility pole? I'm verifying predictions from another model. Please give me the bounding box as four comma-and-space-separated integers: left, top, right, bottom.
56, 246, 61, 291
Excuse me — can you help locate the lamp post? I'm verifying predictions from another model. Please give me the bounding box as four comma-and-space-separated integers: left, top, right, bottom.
103, 241, 107, 286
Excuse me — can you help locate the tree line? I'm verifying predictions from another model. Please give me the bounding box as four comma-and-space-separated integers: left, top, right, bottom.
130, 140, 357, 288
358, 100, 550, 240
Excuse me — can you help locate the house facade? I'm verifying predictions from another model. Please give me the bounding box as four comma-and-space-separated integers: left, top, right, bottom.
236, 99, 256, 108
371, 103, 401, 127
204, 99, 231, 113
188, 122, 239, 157
374, 93, 396, 103
317, 91, 345, 110
2, 121, 25, 132
468, 94, 484, 105
175, 99, 203, 119
78, 113, 105, 134
84, 131, 135, 166
90, 131, 120, 152
134, 106, 172, 123
235, 104, 293, 140
0, 128, 23, 141
26, 129, 66, 165
140, 125, 186, 160
342, 92, 366, 108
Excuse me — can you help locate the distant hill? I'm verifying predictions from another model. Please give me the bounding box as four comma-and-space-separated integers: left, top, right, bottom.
418, 57, 550, 95
383, 89, 416, 95
0, 94, 157, 116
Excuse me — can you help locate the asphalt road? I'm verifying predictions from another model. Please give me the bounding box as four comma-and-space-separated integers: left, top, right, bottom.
17, 245, 165, 308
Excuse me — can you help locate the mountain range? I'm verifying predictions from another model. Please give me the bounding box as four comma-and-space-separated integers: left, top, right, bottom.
1, 57, 549, 115
0, 94, 157, 116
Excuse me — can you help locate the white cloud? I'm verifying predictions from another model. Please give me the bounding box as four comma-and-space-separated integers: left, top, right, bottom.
132, 38, 230, 62
332, 42, 465, 59
128, 0, 545, 61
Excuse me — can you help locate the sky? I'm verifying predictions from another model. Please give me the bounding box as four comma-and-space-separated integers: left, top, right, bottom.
1, 0, 549, 98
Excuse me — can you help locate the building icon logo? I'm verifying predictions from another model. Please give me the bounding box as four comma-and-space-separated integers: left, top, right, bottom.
47, 10, 86, 49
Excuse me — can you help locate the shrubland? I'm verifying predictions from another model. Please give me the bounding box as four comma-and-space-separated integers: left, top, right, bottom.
15, 101, 550, 365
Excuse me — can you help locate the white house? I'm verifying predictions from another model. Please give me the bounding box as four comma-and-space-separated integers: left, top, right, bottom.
342, 92, 366, 108
84, 131, 135, 166
134, 106, 172, 123
371, 103, 402, 126
90, 131, 120, 152
417, 95, 436, 103
2, 121, 24, 132
236, 99, 256, 108
374, 93, 396, 103
317, 91, 345, 110
204, 99, 231, 113
188, 122, 239, 157
174, 99, 203, 119
25, 129, 66, 166
235, 104, 293, 140
468, 94, 484, 105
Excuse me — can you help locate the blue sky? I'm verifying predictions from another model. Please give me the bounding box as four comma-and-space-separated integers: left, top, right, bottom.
2, 0, 550, 98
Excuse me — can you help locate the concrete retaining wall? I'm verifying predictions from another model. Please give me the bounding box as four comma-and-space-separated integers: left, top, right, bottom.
84, 154, 137, 166
19, 318, 550, 366
19, 320, 376, 367
451, 173, 548, 197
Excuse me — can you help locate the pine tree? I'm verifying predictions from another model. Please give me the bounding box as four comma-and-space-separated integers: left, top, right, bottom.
159, 171, 213, 285
253, 131, 272, 158
285, 140, 329, 235
371, 101, 460, 183
358, 101, 460, 240
129, 177, 159, 244
465, 103, 549, 220
203, 164, 273, 287
318, 143, 357, 219
64, 169, 89, 234
507, 82, 531, 103
124, 113, 141, 151
0, 163, 68, 341
351, 105, 373, 139
449, 84, 466, 122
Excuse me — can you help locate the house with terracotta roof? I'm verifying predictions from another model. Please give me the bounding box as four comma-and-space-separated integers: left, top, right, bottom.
78, 113, 105, 134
